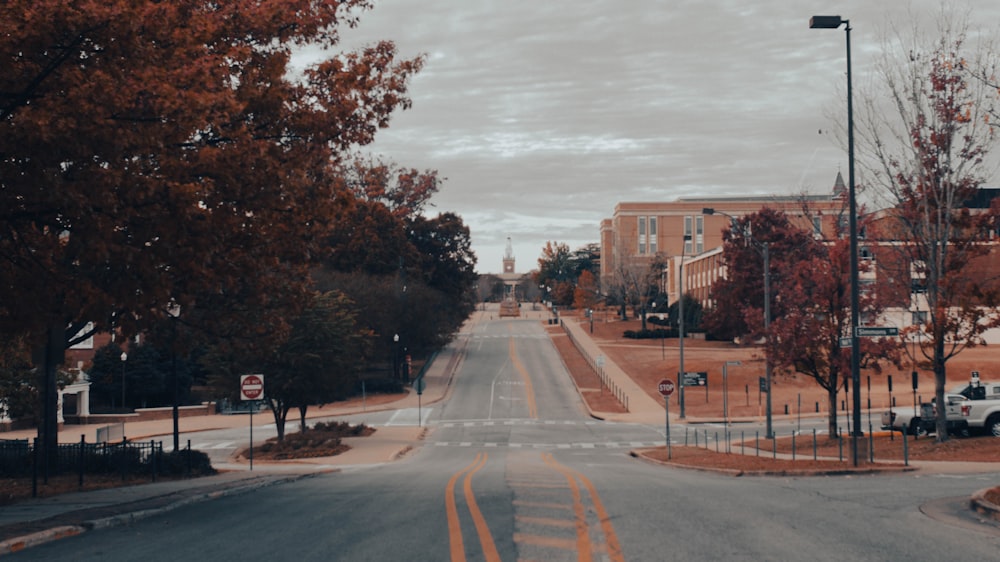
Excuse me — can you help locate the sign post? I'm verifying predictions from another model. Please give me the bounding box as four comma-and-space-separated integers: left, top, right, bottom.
657, 378, 675, 459
240, 374, 264, 470
415, 376, 426, 427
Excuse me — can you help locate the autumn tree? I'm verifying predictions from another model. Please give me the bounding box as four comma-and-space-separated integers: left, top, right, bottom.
535, 242, 574, 306
703, 208, 901, 434
573, 270, 602, 311
0, 1, 424, 460
765, 229, 901, 436
856, 12, 1000, 440
704, 209, 818, 342
341, 156, 443, 221
264, 291, 369, 442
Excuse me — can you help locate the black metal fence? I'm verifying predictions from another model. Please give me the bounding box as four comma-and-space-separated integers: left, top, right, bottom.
0, 437, 214, 498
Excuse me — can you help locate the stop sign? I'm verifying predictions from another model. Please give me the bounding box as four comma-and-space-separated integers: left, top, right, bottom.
240, 374, 264, 401
657, 378, 675, 397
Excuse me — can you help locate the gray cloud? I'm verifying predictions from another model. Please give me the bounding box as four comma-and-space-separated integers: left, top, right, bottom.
302, 0, 1000, 273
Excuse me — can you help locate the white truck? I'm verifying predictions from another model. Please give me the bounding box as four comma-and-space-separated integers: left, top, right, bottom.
959, 396, 1000, 437
881, 394, 968, 436
881, 373, 999, 436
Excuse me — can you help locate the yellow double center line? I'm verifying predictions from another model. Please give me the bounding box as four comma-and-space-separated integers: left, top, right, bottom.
508, 333, 538, 419
446, 452, 625, 562
541, 453, 625, 562
446, 452, 500, 562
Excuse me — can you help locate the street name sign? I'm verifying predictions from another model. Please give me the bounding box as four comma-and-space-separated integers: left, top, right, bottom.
855, 326, 899, 337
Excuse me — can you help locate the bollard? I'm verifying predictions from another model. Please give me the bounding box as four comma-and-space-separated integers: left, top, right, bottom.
902, 426, 909, 466
79, 434, 86, 489
868, 426, 874, 463
812, 428, 817, 460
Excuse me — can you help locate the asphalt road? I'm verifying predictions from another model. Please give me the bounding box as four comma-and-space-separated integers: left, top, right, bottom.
18, 318, 1000, 561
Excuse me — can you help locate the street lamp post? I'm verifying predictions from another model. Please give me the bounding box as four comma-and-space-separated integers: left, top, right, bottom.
120, 352, 127, 410
393, 334, 400, 381
810, 14, 862, 466
167, 303, 181, 453
678, 234, 691, 419
703, 207, 774, 438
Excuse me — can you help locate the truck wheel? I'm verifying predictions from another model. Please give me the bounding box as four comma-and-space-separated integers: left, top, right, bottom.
909, 419, 926, 436
987, 414, 1000, 438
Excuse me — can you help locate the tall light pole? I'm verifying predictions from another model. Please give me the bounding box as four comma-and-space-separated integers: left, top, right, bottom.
704, 207, 773, 438
120, 352, 127, 410
810, 15, 862, 466
167, 303, 181, 453
678, 234, 691, 419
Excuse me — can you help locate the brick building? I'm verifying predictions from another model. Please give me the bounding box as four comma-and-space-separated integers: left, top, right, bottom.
600, 173, 849, 307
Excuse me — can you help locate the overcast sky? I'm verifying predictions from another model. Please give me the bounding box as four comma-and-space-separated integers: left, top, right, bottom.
306, 1, 1000, 274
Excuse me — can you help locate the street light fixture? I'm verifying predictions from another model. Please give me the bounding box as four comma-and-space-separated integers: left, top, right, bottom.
810, 14, 862, 466
678, 234, 691, 419
704, 207, 773, 438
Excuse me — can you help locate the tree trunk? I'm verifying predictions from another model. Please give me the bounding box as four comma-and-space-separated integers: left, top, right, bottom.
34, 322, 65, 480
827, 387, 839, 437
298, 405, 309, 433
933, 333, 949, 443
269, 399, 288, 442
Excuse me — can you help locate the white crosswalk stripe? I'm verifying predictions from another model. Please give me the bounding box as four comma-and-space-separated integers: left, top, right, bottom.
431, 441, 662, 449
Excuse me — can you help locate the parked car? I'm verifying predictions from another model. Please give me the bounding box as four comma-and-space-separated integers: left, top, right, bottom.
881, 393, 969, 436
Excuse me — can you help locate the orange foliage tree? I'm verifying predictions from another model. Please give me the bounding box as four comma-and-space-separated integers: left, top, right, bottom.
0, 1, 423, 460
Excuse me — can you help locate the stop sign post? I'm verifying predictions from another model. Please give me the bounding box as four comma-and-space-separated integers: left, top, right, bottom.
657, 378, 674, 459
658, 378, 675, 397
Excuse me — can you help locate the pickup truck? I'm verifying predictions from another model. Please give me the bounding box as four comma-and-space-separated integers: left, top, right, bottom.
881, 394, 969, 436
959, 397, 1000, 437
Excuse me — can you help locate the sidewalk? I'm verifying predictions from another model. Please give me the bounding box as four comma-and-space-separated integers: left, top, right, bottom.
0, 312, 472, 555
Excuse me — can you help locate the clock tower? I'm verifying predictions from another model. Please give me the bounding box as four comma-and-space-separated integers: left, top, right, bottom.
502, 237, 515, 274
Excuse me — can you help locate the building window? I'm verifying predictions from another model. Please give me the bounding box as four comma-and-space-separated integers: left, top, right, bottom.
911, 310, 927, 325
684, 216, 693, 254
638, 216, 646, 254
812, 217, 822, 238
695, 215, 704, 254
649, 216, 657, 254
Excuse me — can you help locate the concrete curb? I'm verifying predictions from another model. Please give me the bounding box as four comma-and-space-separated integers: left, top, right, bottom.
970, 487, 1000, 522
0, 473, 316, 556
